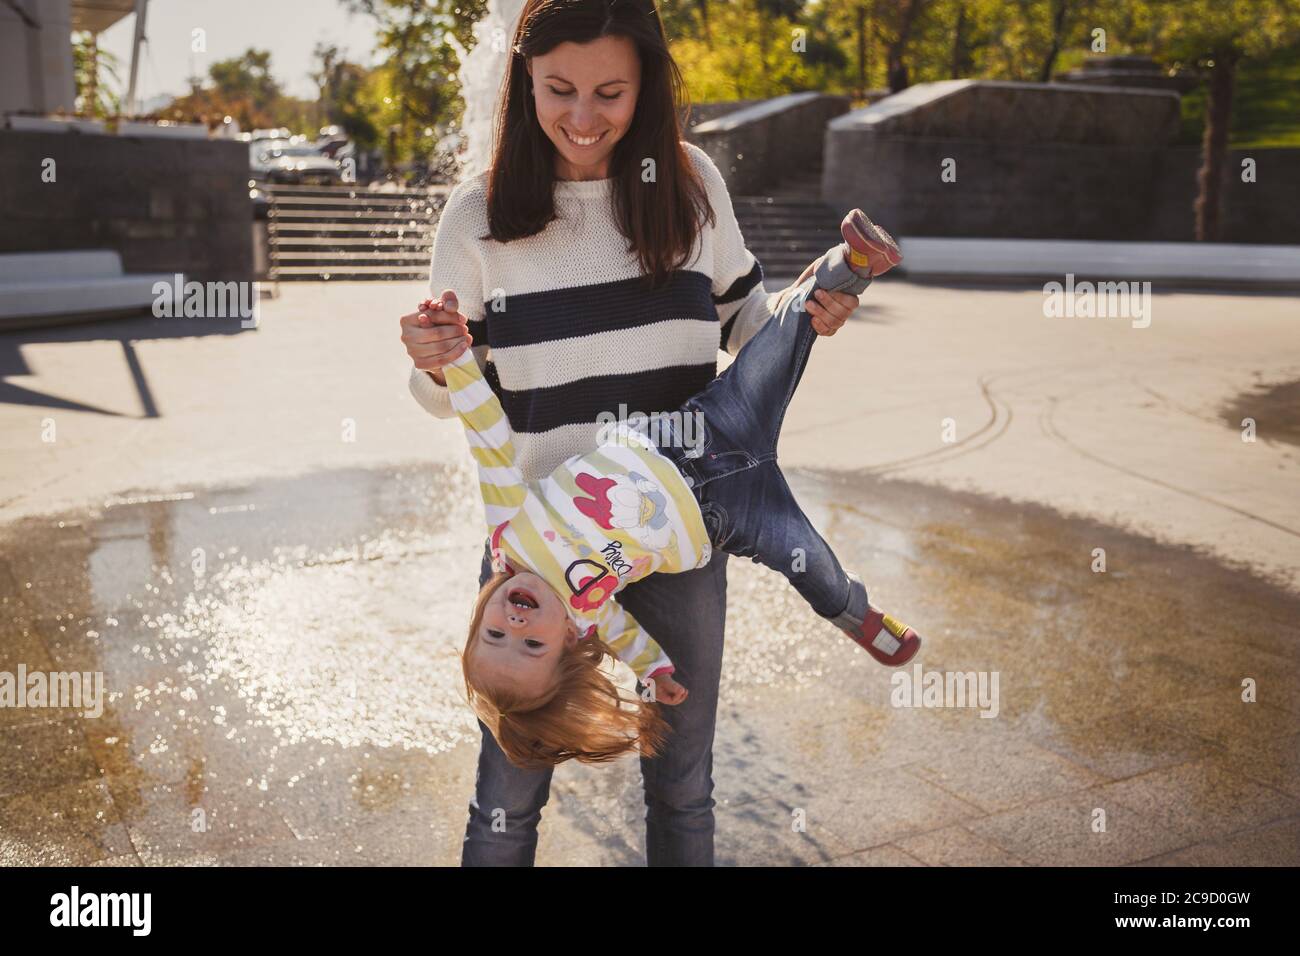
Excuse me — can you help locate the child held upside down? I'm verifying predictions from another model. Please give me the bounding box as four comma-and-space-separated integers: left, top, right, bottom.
432, 210, 922, 770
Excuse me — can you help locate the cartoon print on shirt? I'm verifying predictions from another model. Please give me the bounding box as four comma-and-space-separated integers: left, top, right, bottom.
572, 470, 675, 551
544, 519, 594, 559
565, 558, 619, 613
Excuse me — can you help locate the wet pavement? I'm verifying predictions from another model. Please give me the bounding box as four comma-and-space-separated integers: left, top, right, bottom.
1222, 378, 1300, 448
1, 279, 1297, 865
2, 460, 1297, 866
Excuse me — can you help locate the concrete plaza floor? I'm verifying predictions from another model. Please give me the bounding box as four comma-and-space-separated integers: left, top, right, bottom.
0, 278, 1297, 866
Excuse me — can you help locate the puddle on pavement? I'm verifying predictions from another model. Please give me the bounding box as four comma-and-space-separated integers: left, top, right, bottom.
1, 462, 1297, 865
1221, 377, 1300, 448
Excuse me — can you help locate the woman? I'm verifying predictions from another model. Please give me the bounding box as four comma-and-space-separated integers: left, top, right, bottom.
399, 0, 860, 867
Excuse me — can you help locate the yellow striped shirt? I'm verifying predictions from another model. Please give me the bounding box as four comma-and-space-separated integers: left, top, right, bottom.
444, 347, 712, 681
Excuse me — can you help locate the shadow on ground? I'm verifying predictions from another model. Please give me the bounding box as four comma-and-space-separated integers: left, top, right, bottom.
0, 310, 253, 419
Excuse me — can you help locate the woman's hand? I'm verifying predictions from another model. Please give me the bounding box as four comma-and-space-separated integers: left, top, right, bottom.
400, 288, 472, 385
791, 262, 859, 337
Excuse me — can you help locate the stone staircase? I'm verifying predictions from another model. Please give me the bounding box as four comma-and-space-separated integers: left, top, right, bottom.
265, 183, 448, 281
263, 168, 837, 283
731, 163, 841, 282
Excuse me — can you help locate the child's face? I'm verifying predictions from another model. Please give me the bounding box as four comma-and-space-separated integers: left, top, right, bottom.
477, 571, 579, 696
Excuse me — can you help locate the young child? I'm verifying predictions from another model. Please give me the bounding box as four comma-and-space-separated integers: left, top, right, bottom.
433, 209, 920, 770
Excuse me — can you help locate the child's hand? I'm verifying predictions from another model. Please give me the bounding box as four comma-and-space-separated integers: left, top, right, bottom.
649, 673, 689, 706
399, 288, 472, 381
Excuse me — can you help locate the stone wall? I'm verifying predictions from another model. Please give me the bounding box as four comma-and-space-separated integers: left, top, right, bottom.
680, 99, 765, 138
691, 92, 853, 195
1147, 147, 1300, 244
0, 130, 253, 281
833, 79, 1181, 145
823, 80, 1299, 243
825, 135, 1169, 240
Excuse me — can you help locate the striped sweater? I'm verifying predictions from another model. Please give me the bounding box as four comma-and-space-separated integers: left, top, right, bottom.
409, 141, 783, 483
443, 342, 712, 681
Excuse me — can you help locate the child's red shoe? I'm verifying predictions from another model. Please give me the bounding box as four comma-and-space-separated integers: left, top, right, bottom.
852, 606, 922, 667
841, 209, 902, 277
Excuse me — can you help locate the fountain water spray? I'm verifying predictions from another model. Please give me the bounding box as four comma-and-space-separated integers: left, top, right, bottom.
446, 0, 527, 181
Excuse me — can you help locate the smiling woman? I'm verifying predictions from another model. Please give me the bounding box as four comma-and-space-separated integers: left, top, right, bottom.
527, 44, 640, 182
480, 0, 713, 288
402, 0, 790, 868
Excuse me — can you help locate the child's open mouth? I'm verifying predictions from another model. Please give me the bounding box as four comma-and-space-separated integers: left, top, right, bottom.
507, 587, 539, 610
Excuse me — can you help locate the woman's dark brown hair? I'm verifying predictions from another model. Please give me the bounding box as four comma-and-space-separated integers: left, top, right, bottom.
484, 0, 714, 289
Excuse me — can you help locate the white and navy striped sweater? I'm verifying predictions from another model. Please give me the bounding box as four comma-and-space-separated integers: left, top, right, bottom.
409, 141, 784, 481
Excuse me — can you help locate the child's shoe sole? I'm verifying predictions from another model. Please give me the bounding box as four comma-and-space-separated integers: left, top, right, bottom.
841, 209, 903, 276
853, 607, 922, 667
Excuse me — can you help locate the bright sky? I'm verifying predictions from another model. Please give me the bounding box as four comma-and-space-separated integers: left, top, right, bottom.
98, 0, 379, 103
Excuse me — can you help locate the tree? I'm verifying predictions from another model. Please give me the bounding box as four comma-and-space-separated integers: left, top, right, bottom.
208, 49, 283, 115
1145, 0, 1300, 240
72, 31, 120, 118
753, 0, 809, 96
312, 42, 379, 147
950, 0, 972, 78
668, 0, 850, 100
157, 49, 313, 133
341, 0, 487, 165
881, 0, 931, 91
1038, 0, 1069, 80
658, 0, 711, 44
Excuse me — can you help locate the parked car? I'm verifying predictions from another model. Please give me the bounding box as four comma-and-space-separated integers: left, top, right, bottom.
248, 141, 287, 176
315, 133, 351, 160
249, 127, 292, 142
315, 125, 350, 157
249, 142, 342, 185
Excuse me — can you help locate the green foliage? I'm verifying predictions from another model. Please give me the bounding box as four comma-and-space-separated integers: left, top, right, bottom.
1136, 0, 1300, 146
71, 32, 120, 118
1179, 40, 1300, 147
207, 49, 282, 111
667, 0, 1141, 99
169, 2, 1293, 154
159, 48, 317, 133
668, 0, 852, 101
342, 0, 488, 164
313, 43, 380, 147
1142, 0, 1300, 63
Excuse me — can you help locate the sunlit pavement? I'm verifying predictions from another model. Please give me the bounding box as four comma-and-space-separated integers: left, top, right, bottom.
1, 280, 1297, 866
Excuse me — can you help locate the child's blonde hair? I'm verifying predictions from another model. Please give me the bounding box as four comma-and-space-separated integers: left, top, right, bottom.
461, 571, 671, 770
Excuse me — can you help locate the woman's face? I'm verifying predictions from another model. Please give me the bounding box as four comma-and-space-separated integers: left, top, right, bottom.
526, 35, 641, 182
